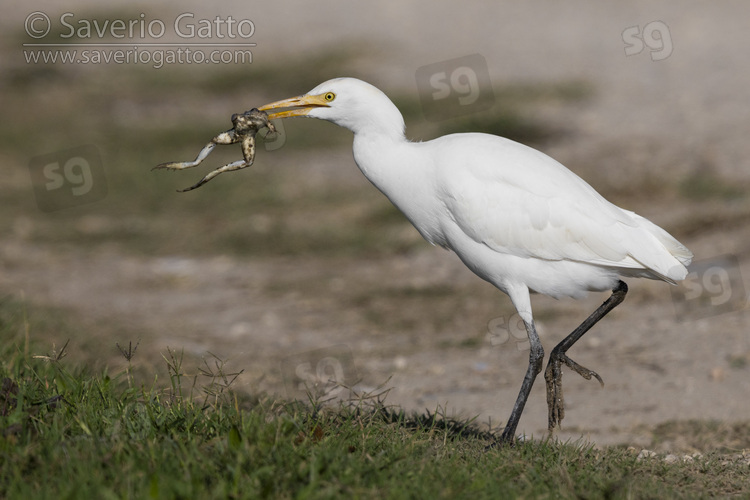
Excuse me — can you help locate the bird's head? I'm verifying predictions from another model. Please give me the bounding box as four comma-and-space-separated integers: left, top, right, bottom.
259, 77, 405, 138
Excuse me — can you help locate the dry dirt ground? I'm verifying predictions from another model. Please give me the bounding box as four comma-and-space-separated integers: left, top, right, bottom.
3, 213, 750, 448
3, 1, 750, 448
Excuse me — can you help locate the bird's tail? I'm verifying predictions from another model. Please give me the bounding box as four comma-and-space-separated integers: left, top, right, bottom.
627, 211, 693, 283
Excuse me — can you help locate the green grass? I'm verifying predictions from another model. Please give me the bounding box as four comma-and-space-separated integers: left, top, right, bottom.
2, 300, 749, 499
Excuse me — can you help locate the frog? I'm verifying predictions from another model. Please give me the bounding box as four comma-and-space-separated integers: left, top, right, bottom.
154, 108, 277, 192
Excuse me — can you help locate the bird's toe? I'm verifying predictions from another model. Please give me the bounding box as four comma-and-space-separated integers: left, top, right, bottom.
559, 353, 604, 387
544, 351, 605, 433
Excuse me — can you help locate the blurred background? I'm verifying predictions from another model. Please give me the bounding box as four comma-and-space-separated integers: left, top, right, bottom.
2, 0, 749, 447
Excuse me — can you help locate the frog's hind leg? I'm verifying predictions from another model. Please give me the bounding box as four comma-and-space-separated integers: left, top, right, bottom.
177, 159, 253, 192
153, 130, 238, 171
240, 135, 256, 163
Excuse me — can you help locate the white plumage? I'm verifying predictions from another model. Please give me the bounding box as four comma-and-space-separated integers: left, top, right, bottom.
259, 77, 692, 444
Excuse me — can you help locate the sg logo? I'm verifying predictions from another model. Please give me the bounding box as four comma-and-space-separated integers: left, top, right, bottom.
487, 312, 530, 351
622, 21, 673, 61
262, 119, 286, 152
43, 156, 95, 196
671, 255, 747, 320
294, 356, 347, 396
281, 344, 358, 400
416, 54, 495, 122
29, 144, 107, 212
429, 66, 483, 107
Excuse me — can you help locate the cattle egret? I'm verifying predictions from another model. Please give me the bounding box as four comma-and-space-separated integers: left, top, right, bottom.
257, 78, 692, 444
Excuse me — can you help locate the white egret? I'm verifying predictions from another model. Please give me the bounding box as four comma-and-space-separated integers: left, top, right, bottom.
258, 78, 692, 444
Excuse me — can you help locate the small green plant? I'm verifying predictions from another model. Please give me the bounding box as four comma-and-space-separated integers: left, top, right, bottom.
161, 346, 196, 405
116, 338, 140, 388
31, 338, 69, 364
198, 352, 243, 408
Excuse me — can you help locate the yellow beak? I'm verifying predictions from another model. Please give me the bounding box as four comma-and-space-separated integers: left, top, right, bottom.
258, 93, 330, 120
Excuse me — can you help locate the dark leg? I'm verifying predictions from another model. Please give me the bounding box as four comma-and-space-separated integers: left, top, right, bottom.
544, 280, 628, 433
497, 319, 544, 444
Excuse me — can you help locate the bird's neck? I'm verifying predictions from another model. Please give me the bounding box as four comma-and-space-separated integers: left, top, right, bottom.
352, 132, 447, 248
336, 93, 406, 139
351, 132, 421, 213
347, 97, 410, 177
351, 130, 410, 184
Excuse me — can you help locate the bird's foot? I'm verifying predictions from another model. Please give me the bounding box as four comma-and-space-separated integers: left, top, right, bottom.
485, 435, 515, 450
495, 428, 517, 447
544, 351, 603, 433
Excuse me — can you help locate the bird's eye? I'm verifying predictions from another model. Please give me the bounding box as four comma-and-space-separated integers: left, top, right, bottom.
324, 92, 336, 102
